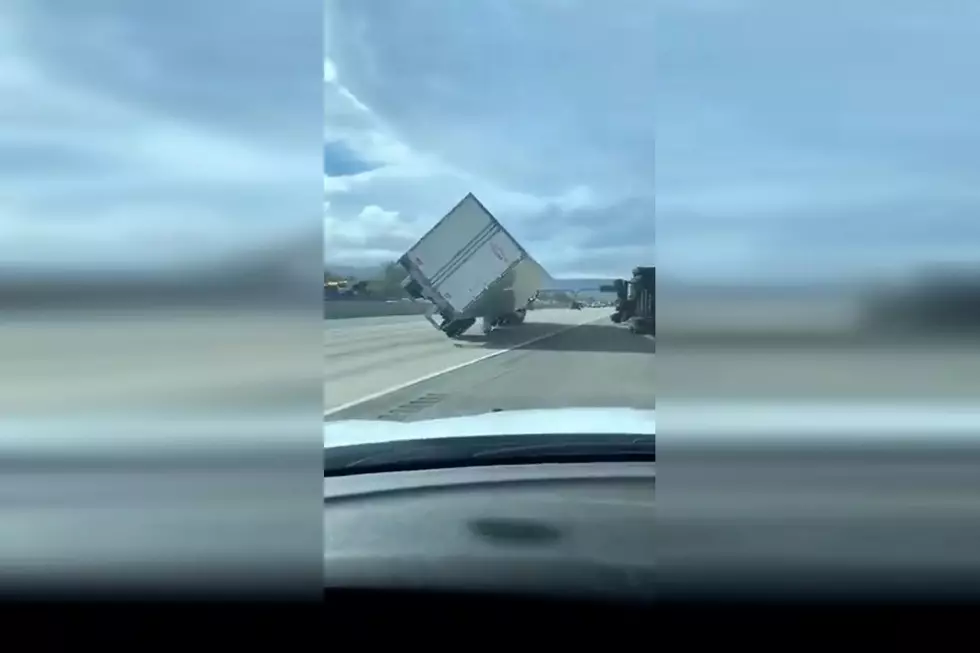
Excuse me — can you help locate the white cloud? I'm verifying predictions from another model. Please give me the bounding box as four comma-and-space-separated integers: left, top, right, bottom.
323, 57, 337, 84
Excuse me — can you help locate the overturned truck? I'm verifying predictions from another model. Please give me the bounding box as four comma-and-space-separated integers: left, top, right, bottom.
398, 193, 548, 338
603, 266, 655, 336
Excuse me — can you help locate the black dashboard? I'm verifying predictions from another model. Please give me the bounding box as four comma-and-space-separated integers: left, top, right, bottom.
324, 443, 980, 608
322, 461, 656, 605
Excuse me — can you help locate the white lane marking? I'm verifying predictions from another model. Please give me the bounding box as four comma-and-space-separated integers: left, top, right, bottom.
323, 316, 602, 417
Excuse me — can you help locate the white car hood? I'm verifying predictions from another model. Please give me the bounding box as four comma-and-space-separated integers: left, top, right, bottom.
324, 402, 980, 451
323, 407, 655, 449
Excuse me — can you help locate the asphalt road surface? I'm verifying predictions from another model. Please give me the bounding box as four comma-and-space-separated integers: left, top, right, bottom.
325, 305, 980, 423
2, 310, 321, 416
324, 308, 656, 422
658, 339, 980, 402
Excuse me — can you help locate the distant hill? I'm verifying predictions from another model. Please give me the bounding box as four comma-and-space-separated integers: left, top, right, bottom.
546, 277, 619, 300
324, 263, 385, 280
547, 277, 615, 292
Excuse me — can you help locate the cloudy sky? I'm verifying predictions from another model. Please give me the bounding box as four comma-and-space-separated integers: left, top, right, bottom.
0, 0, 321, 276
2, 2, 977, 283
325, 0, 656, 278
326, 0, 980, 282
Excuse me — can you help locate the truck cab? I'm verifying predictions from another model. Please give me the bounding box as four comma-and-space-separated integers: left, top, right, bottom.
603, 266, 655, 336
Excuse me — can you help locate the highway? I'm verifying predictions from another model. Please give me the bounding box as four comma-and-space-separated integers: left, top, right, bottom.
658, 339, 980, 402
324, 303, 980, 423
2, 310, 321, 417
324, 307, 656, 422
13, 300, 968, 421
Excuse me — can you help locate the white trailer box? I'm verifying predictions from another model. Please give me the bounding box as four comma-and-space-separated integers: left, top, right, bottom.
399, 193, 548, 337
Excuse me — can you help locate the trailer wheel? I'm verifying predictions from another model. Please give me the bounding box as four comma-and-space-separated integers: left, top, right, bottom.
443, 317, 475, 338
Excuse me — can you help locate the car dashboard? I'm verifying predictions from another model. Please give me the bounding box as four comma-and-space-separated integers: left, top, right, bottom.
322, 461, 657, 607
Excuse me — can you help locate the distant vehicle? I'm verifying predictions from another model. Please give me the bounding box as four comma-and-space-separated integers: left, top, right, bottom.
398, 193, 548, 338
570, 300, 584, 310
324, 279, 371, 300
603, 267, 654, 336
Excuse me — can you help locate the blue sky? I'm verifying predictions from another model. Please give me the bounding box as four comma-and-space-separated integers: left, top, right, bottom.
0, 0, 321, 274
2, 2, 976, 282
326, 0, 980, 281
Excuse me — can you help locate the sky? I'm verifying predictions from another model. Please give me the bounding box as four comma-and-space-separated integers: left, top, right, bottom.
1, 2, 977, 283
326, 0, 980, 282
0, 0, 322, 276
324, 0, 657, 279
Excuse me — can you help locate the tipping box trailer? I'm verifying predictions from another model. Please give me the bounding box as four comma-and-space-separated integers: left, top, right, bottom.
398, 193, 548, 338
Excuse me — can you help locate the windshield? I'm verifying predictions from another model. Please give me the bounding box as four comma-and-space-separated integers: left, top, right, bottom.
326, 1, 980, 433
324, 2, 656, 427
3, 0, 974, 599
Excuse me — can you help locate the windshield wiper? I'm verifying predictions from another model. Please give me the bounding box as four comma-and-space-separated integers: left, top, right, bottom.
323, 433, 655, 477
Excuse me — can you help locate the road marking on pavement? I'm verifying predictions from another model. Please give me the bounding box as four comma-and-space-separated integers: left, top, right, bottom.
323, 317, 602, 417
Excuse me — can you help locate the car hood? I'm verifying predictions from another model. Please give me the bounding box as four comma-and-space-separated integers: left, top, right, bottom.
323, 407, 656, 449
